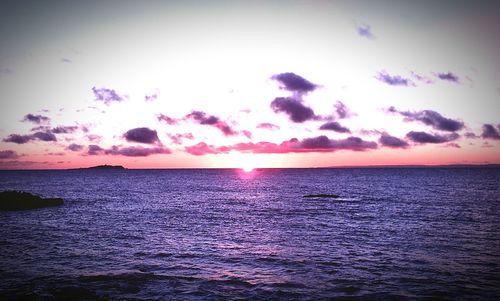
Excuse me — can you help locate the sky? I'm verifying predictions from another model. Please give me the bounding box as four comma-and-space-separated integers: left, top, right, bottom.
0, 0, 499, 169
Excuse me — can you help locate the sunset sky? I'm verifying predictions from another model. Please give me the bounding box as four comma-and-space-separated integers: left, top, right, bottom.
1, 0, 499, 169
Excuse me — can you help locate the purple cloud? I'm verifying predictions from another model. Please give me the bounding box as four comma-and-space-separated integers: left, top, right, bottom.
257, 123, 280, 130
334, 101, 354, 119
87, 145, 105, 156
92, 87, 125, 105
168, 133, 194, 145
271, 97, 316, 123
67, 143, 84, 152
0, 150, 19, 159
32, 131, 57, 142
376, 72, 414, 86
157, 114, 178, 125
379, 134, 409, 148
145, 93, 158, 102
124, 127, 160, 144
185, 111, 237, 136
271, 72, 318, 93
105, 145, 171, 157
437, 72, 459, 82
356, 24, 374, 39
3, 134, 33, 144
389, 107, 464, 132
185, 136, 377, 156
406, 131, 459, 144
319, 121, 351, 133
23, 114, 50, 124
481, 124, 500, 140
51, 126, 78, 134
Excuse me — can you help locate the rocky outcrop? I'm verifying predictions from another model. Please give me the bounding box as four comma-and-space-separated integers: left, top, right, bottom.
0, 191, 64, 210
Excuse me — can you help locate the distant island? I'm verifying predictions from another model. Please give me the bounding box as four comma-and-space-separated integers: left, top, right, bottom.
71, 165, 126, 170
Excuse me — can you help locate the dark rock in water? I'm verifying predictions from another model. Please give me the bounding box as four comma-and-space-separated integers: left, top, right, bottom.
303, 194, 339, 198
0, 191, 64, 211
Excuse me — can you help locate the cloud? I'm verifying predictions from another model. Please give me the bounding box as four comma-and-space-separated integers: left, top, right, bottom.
67, 143, 84, 152
185, 111, 237, 136
406, 131, 459, 144
124, 127, 160, 144
481, 124, 500, 140
271, 72, 318, 93
334, 101, 354, 119
379, 134, 409, 148
376, 72, 414, 86
145, 93, 158, 102
3, 131, 57, 144
437, 72, 459, 82
105, 145, 171, 157
185, 136, 377, 155
168, 133, 194, 145
87, 144, 104, 156
256, 123, 280, 130
22, 114, 50, 124
32, 131, 57, 142
271, 97, 316, 123
388, 107, 464, 132
356, 24, 374, 39
0, 150, 19, 159
92, 87, 125, 104
319, 121, 351, 133
51, 126, 78, 134
157, 114, 178, 125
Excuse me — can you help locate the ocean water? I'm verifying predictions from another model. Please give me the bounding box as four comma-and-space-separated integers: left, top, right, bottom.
0, 168, 499, 300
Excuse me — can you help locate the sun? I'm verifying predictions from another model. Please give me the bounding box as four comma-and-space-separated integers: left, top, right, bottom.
241, 165, 254, 172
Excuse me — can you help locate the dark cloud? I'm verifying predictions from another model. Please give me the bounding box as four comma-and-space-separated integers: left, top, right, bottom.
464, 132, 479, 139
22, 114, 50, 124
51, 126, 78, 134
32, 131, 57, 142
0, 150, 19, 159
67, 143, 84, 152
157, 114, 178, 125
319, 121, 351, 133
185, 136, 377, 155
406, 131, 459, 144
87, 144, 104, 156
124, 127, 160, 144
92, 87, 124, 104
481, 124, 500, 140
3, 134, 33, 144
437, 72, 459, 82
168, 133, 194, 145
271, 97, 316, 123
388, 107, 464, 132
356, 24, 374, 39
3, 131, 56, 144
376, 72, 414, 86
271, 72, 318, 93
185, 111, 237, 136
257, 123, 280, 130
379, 134, 409, 148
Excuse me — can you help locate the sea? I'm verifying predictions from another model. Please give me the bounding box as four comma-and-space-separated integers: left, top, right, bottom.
0, 168, 499, 300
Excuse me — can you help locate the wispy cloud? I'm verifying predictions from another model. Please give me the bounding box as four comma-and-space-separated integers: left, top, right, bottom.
379, 133, 409, 148
437, 72, 459, 83
92, 87, 125, 105
67, 143, 84, 152
388, 107, 464, 132
185, 111, 237, 136
0, 150, 19, 159
376, 71, 414, 86
356, 24, 374, 39
87, 144, 171, 157
3, 131, 57, 144
22, 114, 50, 124
406, 131, 459, 144
256, 123, 280, 130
